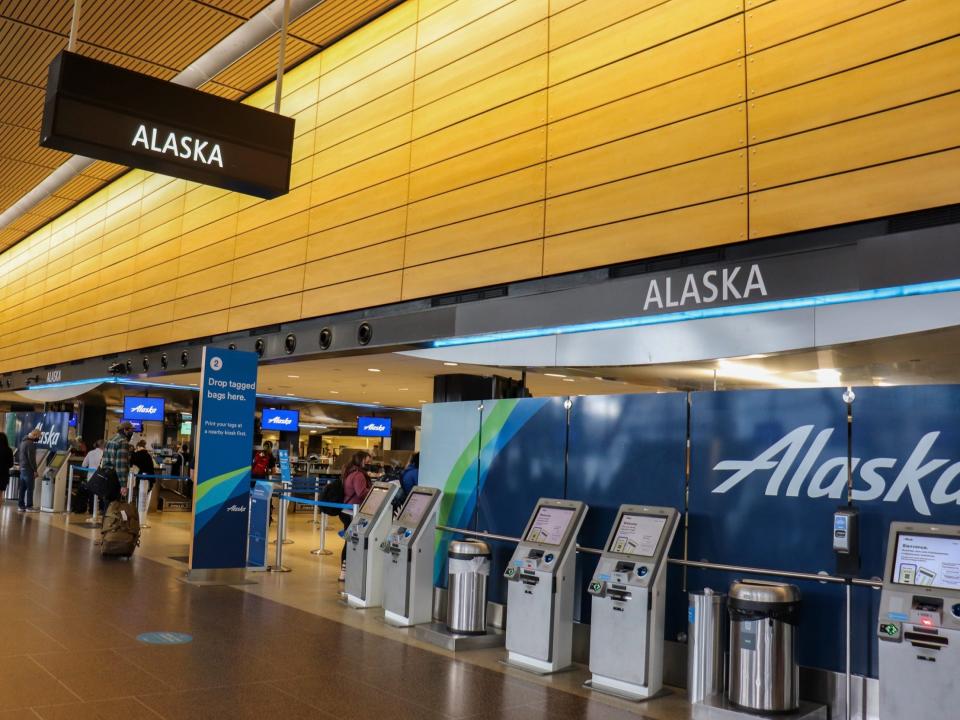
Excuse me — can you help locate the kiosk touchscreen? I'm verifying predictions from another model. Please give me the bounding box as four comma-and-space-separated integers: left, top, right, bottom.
381, 486, 442, 627
587, 505, 679, 700
878, 522, 960, 720
503, 498, 588, 674
344, 482, 398, 609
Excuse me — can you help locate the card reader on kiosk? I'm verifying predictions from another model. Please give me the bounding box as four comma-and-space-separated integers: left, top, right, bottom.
586, 504, 679, 700
380, 486, 442, 626
344, 482, 398, 609
878, 521, 960, 720
503, 498, 588, 674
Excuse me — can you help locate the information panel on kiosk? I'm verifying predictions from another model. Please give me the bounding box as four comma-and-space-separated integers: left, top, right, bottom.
519, 499, 585, 551
359, 484, 391, 517
46, 452, 67, 472
605, 508, 675, 561
890, 530, 960, 591
398, 488, 435, 527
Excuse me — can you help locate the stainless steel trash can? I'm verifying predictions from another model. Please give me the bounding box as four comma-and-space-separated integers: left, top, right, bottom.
688, 589, 727, 703
728, 579, 800, 713
446, 540, 491, 635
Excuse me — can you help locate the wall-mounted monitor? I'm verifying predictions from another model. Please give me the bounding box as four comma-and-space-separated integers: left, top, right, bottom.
357, 416, 391, 437
261, 409, 300, 432
123, 396, 165, 421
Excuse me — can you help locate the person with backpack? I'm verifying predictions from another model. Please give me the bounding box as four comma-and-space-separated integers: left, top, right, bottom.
97, 421, 134, 508
339, 450, 372, 581
252, 441, 276, 479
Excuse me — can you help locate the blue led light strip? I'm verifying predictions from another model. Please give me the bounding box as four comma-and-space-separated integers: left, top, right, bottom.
23, 376, 420, 412
432, 278, 960, 348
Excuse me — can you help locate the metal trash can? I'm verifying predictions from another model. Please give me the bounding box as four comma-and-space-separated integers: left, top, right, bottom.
728, 579, 800, 713
688, 588, 727, 703
446, 540, 491, 635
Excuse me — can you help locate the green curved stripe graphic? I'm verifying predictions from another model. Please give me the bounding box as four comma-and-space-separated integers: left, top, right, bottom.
195, 466, 249, 512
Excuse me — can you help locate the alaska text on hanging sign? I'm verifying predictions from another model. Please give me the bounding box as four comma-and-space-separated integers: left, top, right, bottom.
40, 51, 294, 199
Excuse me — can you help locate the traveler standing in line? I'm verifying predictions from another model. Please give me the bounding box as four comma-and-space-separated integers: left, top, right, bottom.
251, 440, 276, 479
82, 439, 105, 514
400, 452, 419, 503
100, 421, 135, 508
83, 439, 104, 470
131, 439, 156, 492
16, 429, 40, 512
0, 432, 13, 499
339, 450, 372, 581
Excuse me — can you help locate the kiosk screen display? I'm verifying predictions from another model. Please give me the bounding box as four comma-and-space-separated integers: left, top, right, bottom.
609, 514, 667, 557
398, 492, 433, 527
893, 533, 960, 590
359, 486, 389, 517
47, 453, 67, 471
525, 506, 576, 545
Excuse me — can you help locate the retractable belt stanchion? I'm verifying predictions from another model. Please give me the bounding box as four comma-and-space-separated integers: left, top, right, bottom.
137, 474, 150, 529
310, 478, 322, 526
270, 479, 294, 545
65, 465, 74, 516
272, 489, 291, 573
311, 511, 332, 556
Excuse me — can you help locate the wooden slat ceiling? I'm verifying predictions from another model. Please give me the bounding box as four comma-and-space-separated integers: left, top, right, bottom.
0, 0, 398, 253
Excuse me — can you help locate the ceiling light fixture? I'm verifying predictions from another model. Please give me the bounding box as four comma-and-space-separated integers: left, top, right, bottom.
562, 378, 575, 383
443, 362, 458, 366
544, 372, 566, 378
287, 374, 300, 379
329, 390, 339, 394
367, 368, 381, 373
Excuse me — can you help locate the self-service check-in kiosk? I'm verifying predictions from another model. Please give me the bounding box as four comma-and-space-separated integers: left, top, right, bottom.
40, 452, 70, 513
879, 521, 960, 719
586, 504, 679, 700
504, 498, 588, 673
345, 482, 398, 609
381, 486, 441, 627
30, 448, 51, 509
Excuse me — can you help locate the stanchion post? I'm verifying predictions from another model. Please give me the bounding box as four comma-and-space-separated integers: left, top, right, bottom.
311, 479, 320, 525
91, 494, 99, 524
272, 491, 291, 572
310, 504, 332, 556
281, 480, 293, 544
138, 475, 151, 529
65, 465, 74, 515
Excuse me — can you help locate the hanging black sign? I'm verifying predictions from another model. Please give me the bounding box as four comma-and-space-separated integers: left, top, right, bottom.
40, 51, 294, 199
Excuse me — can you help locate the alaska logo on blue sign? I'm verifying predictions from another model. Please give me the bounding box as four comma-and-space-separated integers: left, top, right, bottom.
123, 396, 165, 421
189, 348, 257, 571
261, 408, 299, 431
357, 416, 391, 437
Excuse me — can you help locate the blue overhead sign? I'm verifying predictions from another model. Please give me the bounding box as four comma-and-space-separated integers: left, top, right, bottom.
261, 408, 299, 432
357, 416, 391, 437
189, 348, 258, 571
123, 396, 165, 421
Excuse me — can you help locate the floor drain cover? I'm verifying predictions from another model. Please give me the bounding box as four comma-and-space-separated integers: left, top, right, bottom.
137, 632, 192, 645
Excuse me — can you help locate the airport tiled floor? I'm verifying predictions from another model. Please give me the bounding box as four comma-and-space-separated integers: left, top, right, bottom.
0, 502, 693, 719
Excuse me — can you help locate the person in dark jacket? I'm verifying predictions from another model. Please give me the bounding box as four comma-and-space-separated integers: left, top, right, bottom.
17, 429, 40, 512
339, 451, 372, 581
0, 432, 13, 497
400, 452, 419, 501
131, 439, 156, 491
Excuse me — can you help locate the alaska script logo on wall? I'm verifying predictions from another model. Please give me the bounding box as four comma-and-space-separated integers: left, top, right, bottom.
712, 425, 960, 515
40, 51, 294, 199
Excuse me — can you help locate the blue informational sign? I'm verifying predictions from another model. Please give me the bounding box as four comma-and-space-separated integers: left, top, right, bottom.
278, 448, 292, 483
123, 396, 165, 421
12, 411, 71, 451
189, 347, 258, 571
247, 480, 272, 569
261, 408, 299, 431
357, 416, 391, 437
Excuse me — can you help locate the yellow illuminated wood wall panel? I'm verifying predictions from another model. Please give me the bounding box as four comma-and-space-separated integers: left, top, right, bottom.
1, 0, 959, 373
